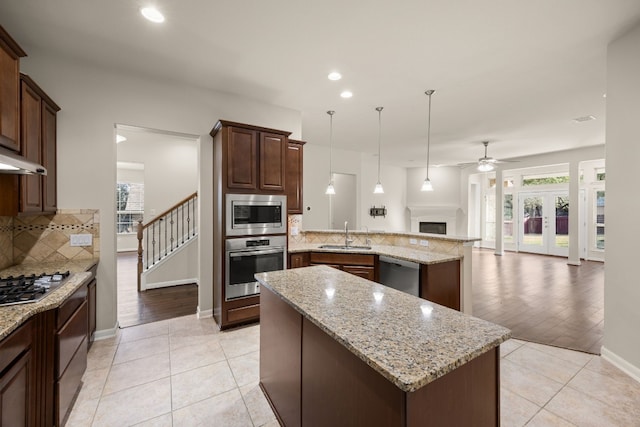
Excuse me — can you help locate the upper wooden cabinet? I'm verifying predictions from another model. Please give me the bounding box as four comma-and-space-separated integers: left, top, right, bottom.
286, 139, 305, 214
0, 25, 27, 152
211, 120, 290, 194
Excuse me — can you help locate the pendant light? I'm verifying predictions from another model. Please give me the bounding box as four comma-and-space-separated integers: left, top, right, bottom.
325, 110, 336, 195
421, 90, 435, 192
374, 106, 384, 194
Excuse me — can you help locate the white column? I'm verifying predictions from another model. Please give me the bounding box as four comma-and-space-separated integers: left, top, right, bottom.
494, 169, 504, 256
567, 160, 581, 266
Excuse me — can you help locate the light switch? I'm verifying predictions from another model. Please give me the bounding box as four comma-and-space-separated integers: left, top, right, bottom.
420, 240, 429, 247
70, 234, 93, 247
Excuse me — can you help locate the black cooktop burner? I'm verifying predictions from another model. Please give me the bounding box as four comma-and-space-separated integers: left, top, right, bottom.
0, 271, 71, 306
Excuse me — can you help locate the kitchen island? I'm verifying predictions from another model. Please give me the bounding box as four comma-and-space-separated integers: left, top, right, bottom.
256, 265, 510, 427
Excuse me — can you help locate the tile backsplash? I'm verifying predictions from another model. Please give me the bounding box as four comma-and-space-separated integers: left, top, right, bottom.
0, 209, 100, 267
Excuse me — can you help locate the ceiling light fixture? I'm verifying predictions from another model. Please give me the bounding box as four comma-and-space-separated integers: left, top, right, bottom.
116, 134, 127, 143
325, 110, 336, 195
340, 90, 353, 99
374, 106, 384, 194
328, 72, 342, 81
477, 141, 495, 171
141, 6, 165, 23
421, 90, 435, 192
477, 160, 494, 172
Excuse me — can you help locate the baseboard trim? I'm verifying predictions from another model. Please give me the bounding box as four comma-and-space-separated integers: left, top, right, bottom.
143, 278, 199, 290
93, 322, 120, 341
601, 345, 640, 384
197, 307, 213, 319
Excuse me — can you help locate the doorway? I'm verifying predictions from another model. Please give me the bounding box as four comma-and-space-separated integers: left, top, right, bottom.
518, 191, 569, 256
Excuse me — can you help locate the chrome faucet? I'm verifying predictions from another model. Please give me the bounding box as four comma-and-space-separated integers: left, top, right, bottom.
363, 226, 371, 246
344, 221, 353, 247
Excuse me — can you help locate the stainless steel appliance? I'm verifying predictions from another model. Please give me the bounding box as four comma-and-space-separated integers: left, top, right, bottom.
0, 271, 70, 306
379, 256, 420, 297
226, 194, 286, 236
225, 235, 287, 300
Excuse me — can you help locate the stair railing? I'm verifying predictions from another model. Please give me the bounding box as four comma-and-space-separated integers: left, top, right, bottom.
137, 192, 198, 291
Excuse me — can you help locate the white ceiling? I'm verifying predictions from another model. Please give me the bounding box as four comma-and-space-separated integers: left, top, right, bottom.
2, 0, 639, 167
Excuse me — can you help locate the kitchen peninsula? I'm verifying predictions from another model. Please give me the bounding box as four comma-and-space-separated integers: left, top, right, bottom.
256, 266, 510, 426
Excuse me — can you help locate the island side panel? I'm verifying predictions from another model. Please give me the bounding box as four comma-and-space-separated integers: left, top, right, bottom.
420, 259, 461, 311
259, 285, 302, 427
301, 317, 405, 427
406, 347, 500, 426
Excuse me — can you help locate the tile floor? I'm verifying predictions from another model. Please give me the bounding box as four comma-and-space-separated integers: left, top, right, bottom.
67, 315, 640, 427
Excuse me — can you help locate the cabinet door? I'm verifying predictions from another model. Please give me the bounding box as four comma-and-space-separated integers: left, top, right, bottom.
41, 101, 57, 213
259, 132, 286, 192
343, 265, 376, 281
289, 252, 309, 269
19, 81, 43, 213
286, 141, 304, 213
420, 260, 461, 311
0, 350, 32, 427
227, 127, 257, 190
0, 38, 21, 152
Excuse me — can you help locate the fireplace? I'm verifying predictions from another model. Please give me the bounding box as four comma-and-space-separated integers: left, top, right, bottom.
420, 222, 447, 235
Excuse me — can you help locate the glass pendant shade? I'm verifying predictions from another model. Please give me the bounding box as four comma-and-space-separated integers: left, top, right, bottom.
374, 107, 384, 194
421, 178, 434, 192
374, 182, 384, 194
326, 182, 336, 195
478, 161, 494, 172
326, 110, 336, 195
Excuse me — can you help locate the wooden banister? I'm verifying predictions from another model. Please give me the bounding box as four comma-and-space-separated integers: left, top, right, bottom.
140, 192, 198, 232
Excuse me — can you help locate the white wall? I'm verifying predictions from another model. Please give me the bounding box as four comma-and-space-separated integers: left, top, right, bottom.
20, 48, 301, 334
603, 20, 640, 377
142, 238, 198, 289
360, 155, 407, 232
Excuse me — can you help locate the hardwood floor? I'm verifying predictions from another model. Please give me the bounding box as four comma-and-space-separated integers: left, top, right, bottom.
117, 252, 198, 328
472, 248, 604, 354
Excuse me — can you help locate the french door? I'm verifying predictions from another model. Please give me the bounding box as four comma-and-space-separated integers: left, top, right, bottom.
518, 191, 569, 256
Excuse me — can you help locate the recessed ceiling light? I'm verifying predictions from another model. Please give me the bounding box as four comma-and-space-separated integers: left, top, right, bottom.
573, 115, 596, 123
328, 72, 342, 81
602, 93, 607, 98
116, 134, 127, 143
340, 90, 353, 99
141, 7, 165, 23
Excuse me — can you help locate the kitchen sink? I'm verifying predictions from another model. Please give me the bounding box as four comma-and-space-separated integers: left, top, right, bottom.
318, 244, 372, 250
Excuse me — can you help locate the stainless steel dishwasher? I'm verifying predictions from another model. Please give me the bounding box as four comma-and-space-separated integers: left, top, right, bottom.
378, 256, 420, 297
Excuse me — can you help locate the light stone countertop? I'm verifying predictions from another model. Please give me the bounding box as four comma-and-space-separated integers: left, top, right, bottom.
289, 242, 461, 265
256, 265, 510, 392
0, 259, 98, 340
302, 229, 481, 243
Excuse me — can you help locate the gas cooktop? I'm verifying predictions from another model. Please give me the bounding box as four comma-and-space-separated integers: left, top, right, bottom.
0, 271, 71, 306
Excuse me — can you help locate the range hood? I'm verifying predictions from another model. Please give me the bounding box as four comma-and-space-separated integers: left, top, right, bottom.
0, 147, 46, 175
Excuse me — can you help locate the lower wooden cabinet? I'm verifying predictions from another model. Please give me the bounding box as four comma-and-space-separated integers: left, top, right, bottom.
309, 252, 379, 282
420, 260, 461, 311
288, 252, 309, 269
0, 319, 34, 427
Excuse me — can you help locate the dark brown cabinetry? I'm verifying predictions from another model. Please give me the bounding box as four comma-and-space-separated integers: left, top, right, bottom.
289, 252, 310, 269
211, 120, 290, 194
286, 140, 305, 214
420, 260, 461, 311
309, 252, 379, 282
20, 74, 60, 215
0, 25, 26, 152
0, 319, 34, 427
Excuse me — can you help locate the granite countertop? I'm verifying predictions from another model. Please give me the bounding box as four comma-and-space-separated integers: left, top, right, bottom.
302, 229, 481, 243
0, 259, 99, 341
289, 243, 461, 265
255, 265, 510, 392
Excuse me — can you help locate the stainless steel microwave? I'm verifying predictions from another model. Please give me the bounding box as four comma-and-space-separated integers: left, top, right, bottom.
226, 194, 287, 236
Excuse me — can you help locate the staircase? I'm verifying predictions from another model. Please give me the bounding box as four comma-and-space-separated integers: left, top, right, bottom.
137, 192, 198, 291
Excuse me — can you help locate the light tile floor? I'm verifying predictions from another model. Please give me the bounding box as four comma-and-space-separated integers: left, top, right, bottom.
67, 315, 640, 426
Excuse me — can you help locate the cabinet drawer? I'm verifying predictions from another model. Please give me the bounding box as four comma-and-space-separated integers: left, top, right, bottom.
310, 252, 376, 266
0, 319, 32, 374
227, 303, 260, 323
56, 336, 87, 426
57, 284, 87, 329
57, 300, 88, 375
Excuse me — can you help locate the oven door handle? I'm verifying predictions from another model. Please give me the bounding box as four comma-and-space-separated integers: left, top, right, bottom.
228, 248, 284, 257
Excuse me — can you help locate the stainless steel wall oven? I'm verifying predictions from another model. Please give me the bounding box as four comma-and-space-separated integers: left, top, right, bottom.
225, 235, 287, 301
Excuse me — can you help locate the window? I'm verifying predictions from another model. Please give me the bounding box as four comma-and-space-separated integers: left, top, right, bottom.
484, 193, 496, 242
596, 168, 606, 181
503, 194, 514, 244
595, 190, 605, 250
522, 172, 570, 186
117, 182, 144, 233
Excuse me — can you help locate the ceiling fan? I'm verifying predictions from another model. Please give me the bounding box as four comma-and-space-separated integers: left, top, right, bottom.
458, 141, 517, 171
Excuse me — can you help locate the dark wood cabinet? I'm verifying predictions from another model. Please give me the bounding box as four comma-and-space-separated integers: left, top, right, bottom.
286, 140, 305, 213
20, 74, 60, 215
0, 318, 34, 427
309, 251, 379, 282
212, 120, 290, 194
87, 278, 96, 346
0, 25, 26, 152
289, 252, 310, 269
420, 260, 461, 311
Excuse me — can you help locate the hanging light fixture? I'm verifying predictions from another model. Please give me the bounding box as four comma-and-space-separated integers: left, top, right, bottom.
374, 106, 384, 194
421, 90, 435, 192
325, 110, 336, 195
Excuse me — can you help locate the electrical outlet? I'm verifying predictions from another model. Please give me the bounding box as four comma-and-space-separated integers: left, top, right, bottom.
70, 234, 93, 247
291, 226, 299, 236
420, 239, 429, 247
409, 238, 417, 245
